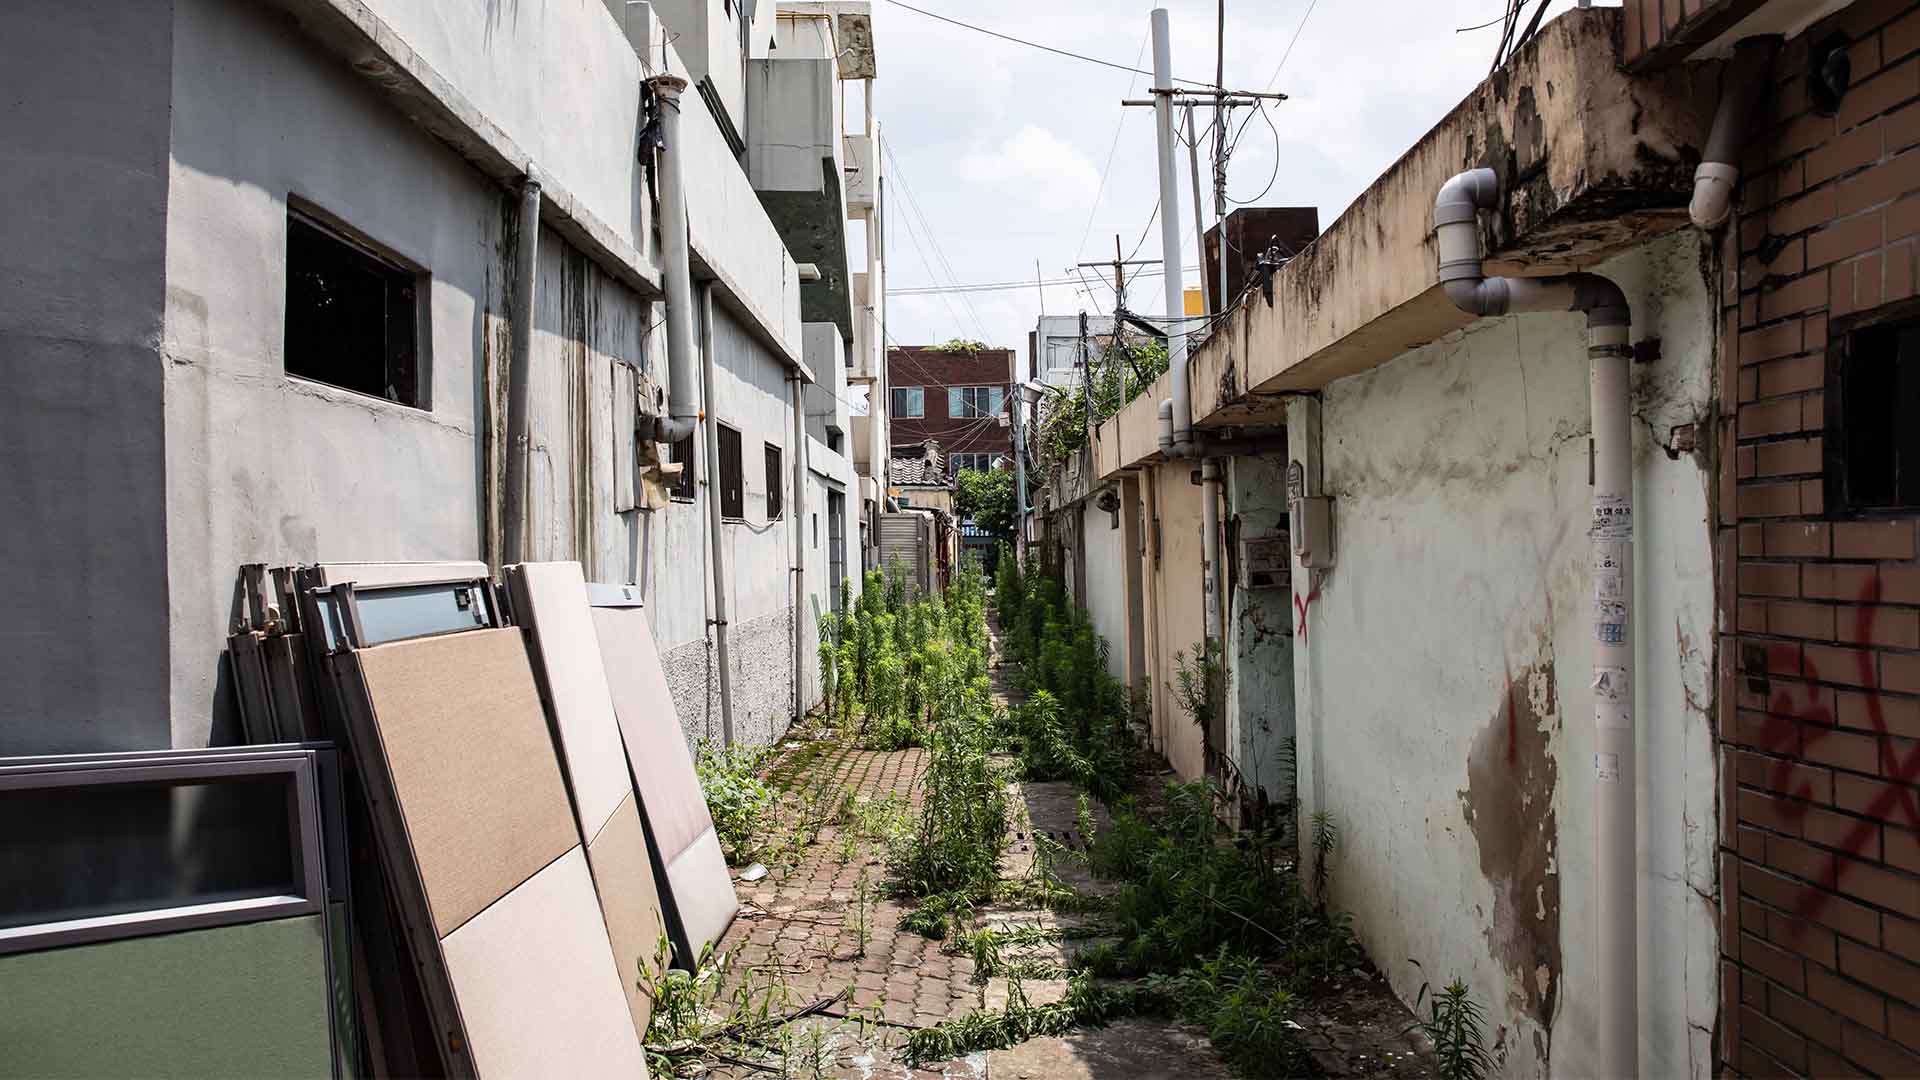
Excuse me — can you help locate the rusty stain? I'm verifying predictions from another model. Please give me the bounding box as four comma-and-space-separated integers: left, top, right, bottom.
1459, 657, 1561, 1045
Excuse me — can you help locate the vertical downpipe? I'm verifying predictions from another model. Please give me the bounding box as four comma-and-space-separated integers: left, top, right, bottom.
1591, 322, 1637, 1078
791, 375, 809, 723
702, 285, 736, 746
503, 167, 542, 565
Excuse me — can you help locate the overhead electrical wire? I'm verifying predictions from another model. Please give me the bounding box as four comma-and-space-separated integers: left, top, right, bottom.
880, 0, 1219, 88
880, 134, 996, 345
1261, 0, 1319, 92
1076, 30, 1152, 263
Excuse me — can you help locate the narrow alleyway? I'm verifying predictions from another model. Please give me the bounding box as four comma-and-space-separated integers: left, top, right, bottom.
693, 605, 1432, 1079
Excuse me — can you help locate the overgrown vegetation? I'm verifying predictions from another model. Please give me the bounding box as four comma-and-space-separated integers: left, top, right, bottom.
640, 936, 870, 1077
814, 566, 990, 753
953, 466, 1017, 546
1035, 338, 1169, 463
993, 548, 1138, 802
695, 740, 775, 863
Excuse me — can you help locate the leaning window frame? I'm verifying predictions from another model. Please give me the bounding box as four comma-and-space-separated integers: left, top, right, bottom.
0, 749, 328, 957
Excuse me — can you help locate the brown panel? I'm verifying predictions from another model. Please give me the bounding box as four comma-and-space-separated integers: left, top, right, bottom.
585, 792, 668, 1037
353, 628, 580, 937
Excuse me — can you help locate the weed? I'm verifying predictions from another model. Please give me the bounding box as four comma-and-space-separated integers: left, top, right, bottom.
695, 741, 775, 863
1411, 975, 1501, 1080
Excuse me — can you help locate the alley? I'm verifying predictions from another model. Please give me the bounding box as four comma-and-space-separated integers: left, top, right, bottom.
667, 579, 1432, 1078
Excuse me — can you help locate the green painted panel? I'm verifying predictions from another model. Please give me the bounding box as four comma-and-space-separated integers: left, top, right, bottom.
0, 915, 332, 1079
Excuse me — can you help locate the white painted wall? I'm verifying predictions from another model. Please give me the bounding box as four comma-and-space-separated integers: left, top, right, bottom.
1080, 496, 1131, 687
1294, 232, 1718, 1078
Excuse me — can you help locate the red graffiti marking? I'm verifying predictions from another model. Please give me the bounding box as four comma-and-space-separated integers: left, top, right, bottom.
1294, 581, 1323, 641
1756, 579, 1920, 923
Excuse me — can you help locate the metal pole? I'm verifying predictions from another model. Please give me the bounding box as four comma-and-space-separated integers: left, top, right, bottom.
1150, 8, 1192, 450
502, 167, 542, 566
1011, 383, 1029, 566
701, 284, 737, 746
1185, 106, 1211, 316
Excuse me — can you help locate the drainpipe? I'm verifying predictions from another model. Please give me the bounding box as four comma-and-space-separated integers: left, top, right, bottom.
503, 166, 542, 565
791, 375, 808, 722
1690, 37, 1783, 231
701, 284, 737, 746
650, 75, 700, 445
1435, 167, 1637, 1077
1200, 456, 1226, 763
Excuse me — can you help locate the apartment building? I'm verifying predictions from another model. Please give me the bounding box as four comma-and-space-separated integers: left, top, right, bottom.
886, 343, 1014, 477
1035, 2, 1920, 1074
0, 0, 888, 754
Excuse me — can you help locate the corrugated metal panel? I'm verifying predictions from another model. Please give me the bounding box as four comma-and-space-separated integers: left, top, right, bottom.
878, 513, 929, 593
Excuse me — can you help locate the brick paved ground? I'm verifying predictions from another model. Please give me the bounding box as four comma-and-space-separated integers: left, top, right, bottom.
700, 614, 1426, 1079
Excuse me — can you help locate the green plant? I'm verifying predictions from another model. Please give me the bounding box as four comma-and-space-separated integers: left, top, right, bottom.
926, 338, 988, 354
1412, 977, 1500, 1080
954, 467, 1018, 545
695, 740, 774, 863
1310, 809, 1338, 904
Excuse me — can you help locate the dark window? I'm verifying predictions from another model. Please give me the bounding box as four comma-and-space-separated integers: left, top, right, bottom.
891, 387, 924, 418
719, 423, 745, 520
765, 442, 784, 520
285, 210, 423, 407
668, 434, 696, 502
827, 431, 843, 454
1828, 302, 1920, 513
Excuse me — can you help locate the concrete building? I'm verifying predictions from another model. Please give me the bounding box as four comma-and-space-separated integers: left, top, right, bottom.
1, 0, 888, 754
887, 344, 1014, 477
1035, 2, 1920, 1075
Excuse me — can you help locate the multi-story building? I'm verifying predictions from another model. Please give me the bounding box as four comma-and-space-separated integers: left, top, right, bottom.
886, 344, 1014, 478
0, 0, 887, 753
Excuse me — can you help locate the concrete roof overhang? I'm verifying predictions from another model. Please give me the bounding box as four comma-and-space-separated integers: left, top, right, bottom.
1088, 7, 1719, 482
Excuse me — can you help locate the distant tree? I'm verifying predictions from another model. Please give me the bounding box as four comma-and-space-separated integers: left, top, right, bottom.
954, 467, 1016, 545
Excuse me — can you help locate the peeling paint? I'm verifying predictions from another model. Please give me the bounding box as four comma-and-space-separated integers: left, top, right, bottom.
1459, 658, 1562, 1046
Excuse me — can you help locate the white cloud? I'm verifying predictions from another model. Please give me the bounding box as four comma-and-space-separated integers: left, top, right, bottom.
958, 124, 1104, 209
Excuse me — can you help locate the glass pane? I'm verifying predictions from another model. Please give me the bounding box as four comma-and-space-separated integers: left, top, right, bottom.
0, 775, 297, 929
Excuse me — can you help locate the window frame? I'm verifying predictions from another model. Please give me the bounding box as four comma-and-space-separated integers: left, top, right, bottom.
1824, 296, 1920, 517
668, 433, 696, 502
764, 441, 784, 521
948, 385, 1005, 420
718, 422, 745, 521
283, 202, 430, 410
891, 386, 924, 418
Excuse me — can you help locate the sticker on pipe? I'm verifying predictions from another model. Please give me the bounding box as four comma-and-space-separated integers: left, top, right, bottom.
1595, 600, 1628, 646
1595, 752, 1621, 782
1592, 666, 1629, 703
1595, 701, 1630, 730
1593, 541, 1627, 602
1590, 496, 1631, 541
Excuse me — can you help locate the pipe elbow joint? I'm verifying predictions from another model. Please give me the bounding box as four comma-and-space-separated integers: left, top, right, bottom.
1443, 276, 1508, 317
651, 415, 697, 444
1569, 274, 1631, 328
1156, 398, 1176, 455
1434, 168, 1500, 225
1690, 162, 1738, 230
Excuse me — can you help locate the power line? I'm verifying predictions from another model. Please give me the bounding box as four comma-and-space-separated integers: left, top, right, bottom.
1261, 0, 1319, 92
880, 135, 996, 345
1075, 30, 1152, 263
889, 264, 1201, 298
880, 0, 1218, 88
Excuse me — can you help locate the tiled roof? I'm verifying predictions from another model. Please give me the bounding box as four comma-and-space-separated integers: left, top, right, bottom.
890, 439, 948, 486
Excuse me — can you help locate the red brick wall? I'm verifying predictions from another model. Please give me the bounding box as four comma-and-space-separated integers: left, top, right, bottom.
1720, 1, 1920, 1073
886, 347, 1014, 459
1624, 0, 1768, 69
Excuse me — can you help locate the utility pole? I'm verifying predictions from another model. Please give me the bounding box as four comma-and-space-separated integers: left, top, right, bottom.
1034, 258, 1046, 318
1185, 108, 1210, 315
1214, 0, 1230, 314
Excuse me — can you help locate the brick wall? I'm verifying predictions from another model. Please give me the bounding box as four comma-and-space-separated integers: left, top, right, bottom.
1720, 0, 1920, 1073
886, 346, 1014, 459
1624, 0, 1767, 69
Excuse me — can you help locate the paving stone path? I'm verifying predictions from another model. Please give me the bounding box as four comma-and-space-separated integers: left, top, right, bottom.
705, 612, 1429, 1078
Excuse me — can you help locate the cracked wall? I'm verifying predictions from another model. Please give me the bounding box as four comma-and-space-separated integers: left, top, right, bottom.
1295, 230, 1719, 1078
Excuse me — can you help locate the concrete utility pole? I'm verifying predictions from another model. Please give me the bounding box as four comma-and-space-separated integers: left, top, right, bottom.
1149, 9, 1188, 440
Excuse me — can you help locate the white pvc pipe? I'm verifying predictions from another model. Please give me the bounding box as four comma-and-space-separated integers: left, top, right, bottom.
1434, 168, 1638, 1077
1150, 8, 1193, 453
651, 76, 700, 444
791, 375, 808, 722
1590, 321, 1637, 1078
700, 284, 736, 746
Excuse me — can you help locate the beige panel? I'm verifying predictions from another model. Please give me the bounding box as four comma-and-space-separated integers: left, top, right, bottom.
353, 628, 579, 937
667, 826, 738, 954
505, 562, 634, 836
309, 561, 493, 588
441, 847, 650, 1079
585, 792, 667, 1036
591, 606, 710, 859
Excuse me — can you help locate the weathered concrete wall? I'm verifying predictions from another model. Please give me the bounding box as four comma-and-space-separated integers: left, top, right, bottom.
1143, 462, 1209, 781
1081, 493, 1132, 688
1226, 453, 1295, 809
162, 0, 498, 745
0, 0, 176, 754
1297, 232, 1718, 1078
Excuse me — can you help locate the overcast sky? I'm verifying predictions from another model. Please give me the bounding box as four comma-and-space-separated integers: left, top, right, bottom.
864, 0, 1613, 379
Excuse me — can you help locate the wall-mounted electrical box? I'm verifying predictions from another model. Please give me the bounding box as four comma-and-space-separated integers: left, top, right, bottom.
1239, 529, 1291, 590
1290, 495, 1335, 569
